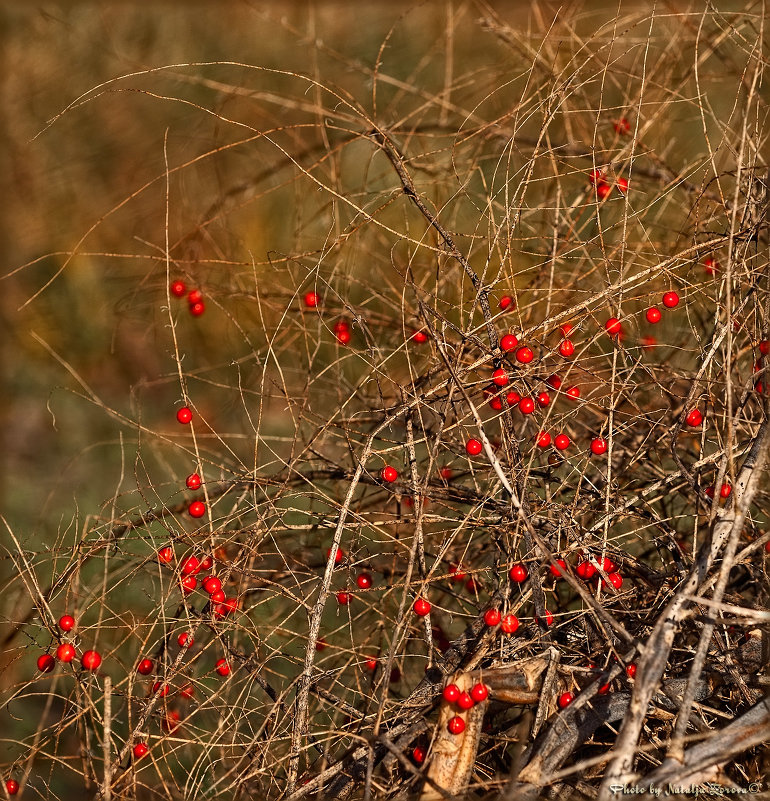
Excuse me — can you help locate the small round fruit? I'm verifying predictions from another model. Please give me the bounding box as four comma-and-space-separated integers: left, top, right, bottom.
202, 576, 222, 595
413, 598, 431, 616
537, 610, 554, 627
565, 385, 580, 399
176, 407, 193, 425
483, 608, 501, 627
59, 614, 75, 632
505, 390, 521, 407
588, 168, 603, 185
559, 339, 575, 358
488, 393, 503, 411
177, 632, 193, 648
37, 653, 55, 673
499, 296, 513, 311
210, 589, 226, 604
519, 397, 535, 414
185, 473, 202, 490
5, 780, 19, 796
181, 556, 200, 576
590, 437, 608, 455
336, 591, 352, 606
516, 346, 534, 364
442, 683, 461, 703
645, 307, 661, 324
598, 682, 611, 695
189, 300, 205, 316
215, 658, 231, 677
335, 328, 351, 345
440, 466, 453, 481
616, 177, 629, 195
356, 572, 372, 589
663, 291, 680, 308
614, 118, 631, 134
380, 466, 398, 483
465, 438, 483, 456
720, 483, 732, 499
158, 546, 174, 564
152, 681, 170, 697
537, 392, 550, 407
626, 663, 637, 679
81, 650, 102, 671
470, 683, 489, 703
133, 742, 149, 760
500, 333, 518, 351
449, 563, 466, 582
303, 291, 319, 308
137, 658, 154, 675
170, 280, 186, 297
492, 368, 509, 387
509, 564, 528, 583
412, 329, 428, 343
536, 431, 552, 448
686, 409, 703, 427
550, 558, 567, 577
326, 546, 344, 565
56, 643, 75, 663
758, 340, 769, 356
554, 434, 570, 450
558, 692, 574, 709
364, 657, 378, 671
576, 561, 596, 580
704, 257, 718, 275
601, 557, 618, 573
605, 317, 622, 337
187, 289, 202, 305
412, 746, 426, 763
547, 374, 562, 390
188, 501, 206, 518
447, 715, 466, 735
501, 614, 519, 634
606, 572, 623, 589
181, 576, 197, 594
596, 181, 612, 199
456, 692, 474, 710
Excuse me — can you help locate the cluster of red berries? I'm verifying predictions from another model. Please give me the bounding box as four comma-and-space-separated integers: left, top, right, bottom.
157, 545, 237, 616
588, 168, 628, 200
36, 614, 102, 674
442, 680, 489, 734
174, 408, 209, 517
170, 280, 205, 316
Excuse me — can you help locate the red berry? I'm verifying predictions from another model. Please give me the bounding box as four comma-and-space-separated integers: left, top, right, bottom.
686, 409, 703, 427
554, 434, 570, 450
185, 473, 202, 490
470, 683, 489, 703
187, 289, 202, 305
601, 557, 618, 573
137, 658, 154, 675
590, 437, 608, 455
181, 556, 200, 575
536, 431, 552, 448
364, 657, 378, 671
326, 546, 344, 564
576, 561, 596, 580
704, 257, 718, 275
215, 658, 231, 677
606, 572, 623, 589
380, 466, 398, 483
642, 335, 657, 349
203, 576, 222, 594
152, 681, 169, 697
442, 683, 461, 703
456, 691, 475, 710
626, 664, 637, 679
558, 691, 574, 708
178, 632, 193, 648
547, 374, 562, 390
37, 653, 55, 673
189, 301, 205, 316
550, 558, 567, 577
616, 177, 629, 195
447, 716, 466, 735
519, 397, 535, 414
304, 291, 319, 308
605, 317, 622, 337
720, 483, 732, 499
440, 467, 453, 481
181, 575, 197, 594
335, 328, 351, 345
759, 340, 769, 356
596, 181, 612, 199
536, 610, 554, 627
158, 546, 174, 564
133, 741, 150, 761
506, 390, 521, 407
81, 650, 101, 671
176, 407, 193, 425
663, 291, 680, 308
488, 393, 503, 412
56, 643, 75, 663
492, 368, 509, 387
705, 486, 715, 499
500, 333, 518, 351
598, 682, 611, 695
537, 392, 551, 407
501, 614, 519, 634
449, 562, 467, 582
58, 614, 75, 632
516, 346, 534, 364
413, 597, 431, 616
483, 608, 501, 627
412, 746, 426, 763
559, 339, 575, 358
645, 307, 661, 324
499, 296, 514, 311
5, 780, 19, 796
356, 572, 372, 589
565, 385, 581, 400
412, 330, 428, 343
465, 438, 483, 456
188, 501, 206, 518
170, 280, 186, 297
614, 118, 631, 134
588, 168, 603, 185
509, 564, 528, 583
336, 591, 352, 606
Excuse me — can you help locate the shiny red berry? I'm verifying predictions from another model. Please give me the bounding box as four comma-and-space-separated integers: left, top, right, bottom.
356, 572, 372, 589
663, 291, 680, 308
335, 328, 351, 345
626, 663, 637, 679
158, 546, 174, 563
720, 483, 732, 499
412, 746, 426, 763
5, 780, 19, 796
759, 340, 769, 356
442, 683, 461, 703
81, 650, 102, 671
554, 434, 570, 450
133, 742, 149, 760
536, 431, 552, 448
537, 392, 551, 407
178, 632, 193, 648
616, 177, 629, 195
614, 118, 631, 134
550, 558, 567, 577
605, 317, 622, 337
137, 658, 154, 675
364, 657, 378, 671
188, 501, 206, 518
456, 691, 474, 710
189, 301, 205, 316
492, 368, 509, 387
558, 691, 574, 708
483, 608, 501, 627
56, 643, 75, 663
576, 561, 596, 580
645, 307, 661, 324
559, 339, 575, 358
380, 466, 398, 483
465, 438, 483, 456
596, 181, 612, 199
547, 374, 562, 390
588, 168, 603, 185
37, 653, 55, 673
187, 289, 202, 305
509, 564, 528, 583
537, 610, 554, 627
185, 473, 201, 490
704, 257, 718, 276
336, 591, 352, 606
59, 614, 75, 632
500, 333, 518, 351
215, 658, 230, 677
181, 576, 197, 594
412, 330, 428, 343
304, 291, 319, 308
501, 614, 519, 634
499, 296, 513, 311
590, 437, 607, 455
506, 390, 521, 407
565, 386, 581, 399
170, 280, 186, 297
153, 681, 170, 697
519, 397, 535, 414
686, 409, 703, 427
176, 407, 193, 424
203, 576, 222, 595
516, 346, 534, 364
470, 683, 488, 703
413, 598, 431, 616
447, 716, 466, 734
606, 572, 623, 589
181, 556, 200, 576
326, 546, 344, 564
